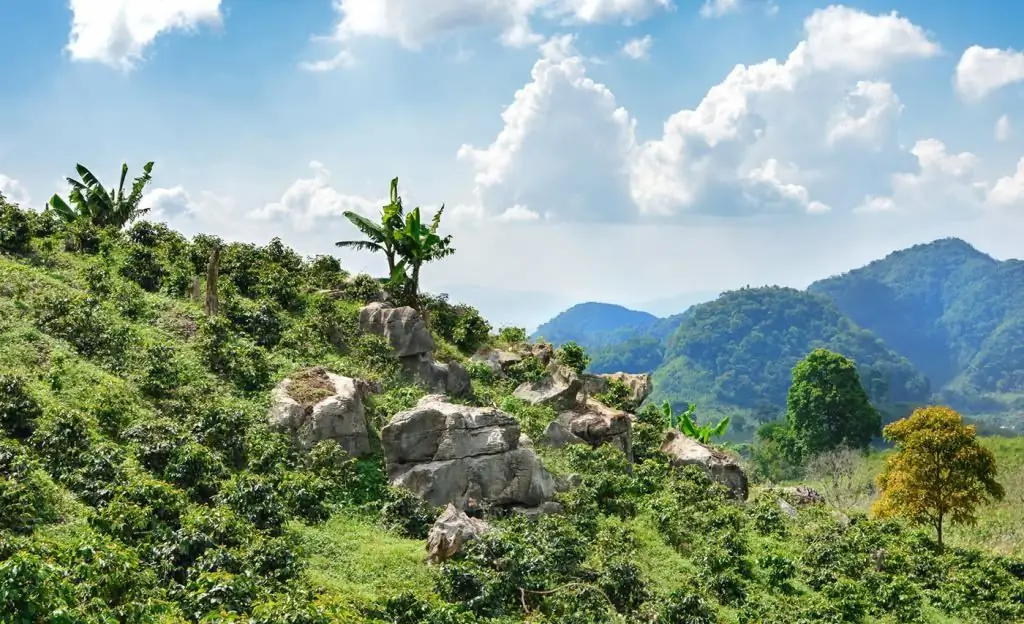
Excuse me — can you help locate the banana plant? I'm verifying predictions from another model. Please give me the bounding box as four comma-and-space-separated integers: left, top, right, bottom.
335, 177, 405, 277
393, 203, 454, 306
660, 400, 731, 445
48, 162, 155, 229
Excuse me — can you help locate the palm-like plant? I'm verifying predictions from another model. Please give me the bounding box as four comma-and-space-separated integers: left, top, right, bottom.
660, 400, 730, 445
48, 162, 155, 229
393, 204, 454, 305
335, 177, 405, 278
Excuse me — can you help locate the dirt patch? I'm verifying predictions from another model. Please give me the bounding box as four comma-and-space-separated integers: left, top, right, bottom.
288, 366, 337, 413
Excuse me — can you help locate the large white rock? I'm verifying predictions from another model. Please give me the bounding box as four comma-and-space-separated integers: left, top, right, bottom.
661, 430, 749, 500
381, 395, 557, 510
268, 368, 376, 457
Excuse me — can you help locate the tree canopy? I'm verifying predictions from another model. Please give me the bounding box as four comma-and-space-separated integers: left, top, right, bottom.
786, 348, 882, 455
873, 405, 1005, 546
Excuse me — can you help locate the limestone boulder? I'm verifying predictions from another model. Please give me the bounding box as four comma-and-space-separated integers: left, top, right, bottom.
267, 367, 375, 457
426, 504, 491, 564
777, 485, 824, 506
381, 395, 557, 510
401, 355, 472, 398
661, 430, 749, 500
598, 372, 653, 408
359, 302, 434, 357
469, 347, 523, 377
513, 364, 583, 411
542, 400, 633, 458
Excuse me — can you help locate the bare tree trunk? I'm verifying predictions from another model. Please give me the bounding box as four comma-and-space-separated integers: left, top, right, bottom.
190, 275, 203, 303
205, 247, 220, 317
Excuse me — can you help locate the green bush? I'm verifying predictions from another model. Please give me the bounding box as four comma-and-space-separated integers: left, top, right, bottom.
0, 372, 42, 439
0, 196, 33, 254
555, 341, 590, 375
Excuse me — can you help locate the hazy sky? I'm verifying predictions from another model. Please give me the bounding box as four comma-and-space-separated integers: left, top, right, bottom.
2, 0, 1024, 330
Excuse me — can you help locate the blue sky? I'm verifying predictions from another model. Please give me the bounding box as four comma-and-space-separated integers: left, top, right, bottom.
2, 0, 1024, 330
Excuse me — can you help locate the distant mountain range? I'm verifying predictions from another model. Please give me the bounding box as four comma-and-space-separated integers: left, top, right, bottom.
532, 238, 1024, 436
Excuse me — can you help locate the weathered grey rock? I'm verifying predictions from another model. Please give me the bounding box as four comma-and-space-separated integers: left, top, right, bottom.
426, 504, 491, 564
381, 396, 557, 509
542, 400, 633, 458
267, 368, 374, 457
778, 485, 824, 506
660, 430, 749, 500
513, 364, 583, 411
510, 501, 565, 521
598, 372, 653, 408
777, 498, 798, 518
401, 355, 472, 398
469, 347, 523, 376
359, 302, 434, 357
516, 342, 554, 366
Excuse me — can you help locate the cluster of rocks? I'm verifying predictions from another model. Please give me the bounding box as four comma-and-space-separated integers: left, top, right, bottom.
359, 302, 472, 398
267, 304, 768, 563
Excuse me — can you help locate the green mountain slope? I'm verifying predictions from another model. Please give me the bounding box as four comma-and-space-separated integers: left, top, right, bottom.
531, 301, 659, 349
650, 287, 930, 427
808, 238, 1024, 412
1, 195, 1021, 623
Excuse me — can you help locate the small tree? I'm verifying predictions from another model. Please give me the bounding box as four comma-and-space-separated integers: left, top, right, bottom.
393, 204, 454, 306
555, 341, 590, 374
805, 445, 873, 512
872, 405, 1005, 547
786, 348, 880, 455
658, 401, 730, 445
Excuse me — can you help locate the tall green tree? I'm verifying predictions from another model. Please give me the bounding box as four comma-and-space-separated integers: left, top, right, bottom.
335, 177, 405, 277
873, 405, 1004, 547
48, 162, 155, 229
785, 348, 881, 455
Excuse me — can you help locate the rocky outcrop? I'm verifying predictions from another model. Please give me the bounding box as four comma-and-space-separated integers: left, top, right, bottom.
661, 430, 749, 500
600, 373, 653, 407
513, 364, 582, 411
777, 485, 824, 506
426, 504, 491, 564
543, 400, 632, 458
359, 302, 434, 357
402, 355, 472, 397
469, 347, 523, 376
381, 395, 557, 510
267, 367, 375, 457
359, 302, 471, 398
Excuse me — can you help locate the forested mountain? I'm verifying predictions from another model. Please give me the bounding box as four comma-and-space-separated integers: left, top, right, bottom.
650, 287, 930, 432
537, 237, 1024, 427
531, 302, 659, 349
809, 238, 1024, 413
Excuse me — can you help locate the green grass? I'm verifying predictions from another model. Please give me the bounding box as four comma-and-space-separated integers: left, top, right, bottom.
292, 514, 436, 604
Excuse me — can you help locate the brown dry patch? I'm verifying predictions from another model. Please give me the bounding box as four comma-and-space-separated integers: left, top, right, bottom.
289, 366, 336, 413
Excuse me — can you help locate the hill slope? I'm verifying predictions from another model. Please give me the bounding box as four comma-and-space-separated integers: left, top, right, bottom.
808, 238, 1024, 412
650, 287, 930, 428
1, 196, 1021, 623
532, 301, 659, 349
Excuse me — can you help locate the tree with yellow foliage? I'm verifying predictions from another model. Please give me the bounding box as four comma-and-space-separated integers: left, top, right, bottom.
872, 406, 1004, 547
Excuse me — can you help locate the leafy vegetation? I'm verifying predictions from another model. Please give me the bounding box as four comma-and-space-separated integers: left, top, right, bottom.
874, 406, 1005, 547
0, 180, 1021, 623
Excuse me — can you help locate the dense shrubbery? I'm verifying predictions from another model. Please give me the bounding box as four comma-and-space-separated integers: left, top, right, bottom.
0, 204, 1021, 623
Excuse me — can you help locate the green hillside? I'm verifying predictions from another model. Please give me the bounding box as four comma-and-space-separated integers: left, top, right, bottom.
1, 191, 1022, 623
649, 287, 930, 432
532, 301, 659, 349
809, 238, 1024, 415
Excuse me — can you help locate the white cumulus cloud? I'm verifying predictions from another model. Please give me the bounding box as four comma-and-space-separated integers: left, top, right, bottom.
996, 115, 1012, 142
249, 161, 382, 232
66, 0, 222, 70
955, 45, 1024, 102
621, 35, 652, 60
307, 0, 673, 67
826, 81, 903, 148
700, 0, 740, 18
0, 175, 31, 206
